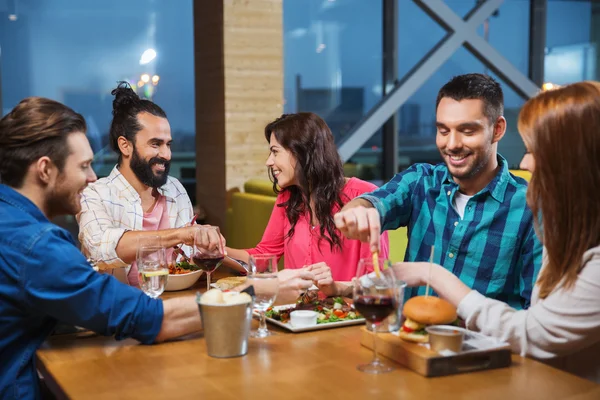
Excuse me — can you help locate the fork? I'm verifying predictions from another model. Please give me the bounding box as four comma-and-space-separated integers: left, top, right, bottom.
172, 245, 191, 263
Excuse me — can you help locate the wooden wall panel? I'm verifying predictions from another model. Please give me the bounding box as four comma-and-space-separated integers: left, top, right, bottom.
195, 0, 283, 229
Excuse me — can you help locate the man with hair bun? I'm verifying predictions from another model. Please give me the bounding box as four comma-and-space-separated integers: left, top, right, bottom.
77, 82, 222, 286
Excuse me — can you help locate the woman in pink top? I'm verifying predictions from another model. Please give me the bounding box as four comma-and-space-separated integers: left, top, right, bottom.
226, 113, 389, 296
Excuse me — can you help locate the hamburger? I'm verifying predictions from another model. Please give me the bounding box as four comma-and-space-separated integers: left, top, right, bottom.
398, 296, 457, 343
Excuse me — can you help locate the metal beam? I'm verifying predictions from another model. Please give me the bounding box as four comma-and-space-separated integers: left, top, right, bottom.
339, 0, 509, 161
382, 0, 398, 180
528, 0, 547, 87
420, 0, 538, 98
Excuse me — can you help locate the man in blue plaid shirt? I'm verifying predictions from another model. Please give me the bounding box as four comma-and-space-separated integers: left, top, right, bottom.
335, 74, 542, 309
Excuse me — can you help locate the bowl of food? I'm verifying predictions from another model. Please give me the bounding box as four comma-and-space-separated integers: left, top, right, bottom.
166, 261, 204, 291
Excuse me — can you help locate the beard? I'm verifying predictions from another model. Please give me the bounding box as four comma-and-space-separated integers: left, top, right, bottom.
441, 147, 491, 181
46, 178, 82, 218
130, 147, 171, 188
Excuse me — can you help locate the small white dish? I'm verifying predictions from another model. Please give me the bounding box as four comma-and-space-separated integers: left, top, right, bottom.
290, 310, 318, 328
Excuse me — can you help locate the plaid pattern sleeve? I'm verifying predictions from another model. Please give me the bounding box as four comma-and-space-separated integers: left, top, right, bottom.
78, 183, 130, 268
358, 163, 432, 231
358, 157, 542, 310
77, 166, 195, 270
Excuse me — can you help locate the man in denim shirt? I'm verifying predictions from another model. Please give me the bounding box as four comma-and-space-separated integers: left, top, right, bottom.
335, 74, 542, 310
0, 98, 204, 399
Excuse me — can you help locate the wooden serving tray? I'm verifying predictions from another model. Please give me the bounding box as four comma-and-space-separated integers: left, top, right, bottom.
360, 328, 512, 377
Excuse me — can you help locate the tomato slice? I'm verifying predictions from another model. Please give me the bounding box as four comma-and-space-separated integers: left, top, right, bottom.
333, 309, 345, 317
401, 325, 414, 333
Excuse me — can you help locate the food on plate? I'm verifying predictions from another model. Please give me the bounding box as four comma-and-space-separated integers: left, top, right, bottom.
199, 288, 252, 305
265, 290, 361, 324
398, 296, 457, 343
213, 276, 247, 290
168, 260, 200, 275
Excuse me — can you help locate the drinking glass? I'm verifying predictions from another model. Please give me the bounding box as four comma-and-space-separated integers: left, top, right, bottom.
248, 254, 279, 338
129, 235, 163, 286
353, 258, 397, 373
137, 245, 168, 299
192, 226, 225, 291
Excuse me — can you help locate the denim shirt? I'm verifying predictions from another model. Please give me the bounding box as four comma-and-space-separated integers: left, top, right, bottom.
0, 185, 164, 399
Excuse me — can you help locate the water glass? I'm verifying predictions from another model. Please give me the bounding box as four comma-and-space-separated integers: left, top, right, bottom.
137, 245, 168, 299
248, 254, 279, 338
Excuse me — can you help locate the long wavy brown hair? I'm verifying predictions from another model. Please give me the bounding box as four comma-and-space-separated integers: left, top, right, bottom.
518, 81, 600, 299
265, 113, 347, 251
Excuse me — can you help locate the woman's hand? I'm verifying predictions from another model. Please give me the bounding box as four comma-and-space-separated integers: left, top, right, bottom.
274, 268, 316, 305
391, 262, 431, 287
306, 262, 337, 296
392, 262, 470, 307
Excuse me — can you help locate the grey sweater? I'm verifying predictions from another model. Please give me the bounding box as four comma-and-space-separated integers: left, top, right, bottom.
458, 246, 600, 383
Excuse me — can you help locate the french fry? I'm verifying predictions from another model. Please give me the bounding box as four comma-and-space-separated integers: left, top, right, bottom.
372, 251, 381, 278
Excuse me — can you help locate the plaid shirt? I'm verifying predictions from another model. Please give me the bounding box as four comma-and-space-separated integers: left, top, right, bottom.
360, 155, 543, 309
77, 166, 194, 273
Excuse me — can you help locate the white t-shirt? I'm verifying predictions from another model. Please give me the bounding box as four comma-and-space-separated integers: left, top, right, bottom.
453, 191, 473, 219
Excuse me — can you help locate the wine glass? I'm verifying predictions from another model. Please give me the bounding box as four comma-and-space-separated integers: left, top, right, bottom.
353, 258, 397, 373
192, 226, 225, 291
248, 254, 279, 338
137, 245, 168, 299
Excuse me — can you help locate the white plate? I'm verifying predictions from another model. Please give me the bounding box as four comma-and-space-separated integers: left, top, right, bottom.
261, 304, 365, 333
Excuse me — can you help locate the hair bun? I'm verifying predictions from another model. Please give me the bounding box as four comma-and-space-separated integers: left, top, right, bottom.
111, 81, 139, 115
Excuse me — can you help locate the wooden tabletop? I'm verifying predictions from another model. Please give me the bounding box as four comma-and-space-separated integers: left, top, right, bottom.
37, 277, 600, 400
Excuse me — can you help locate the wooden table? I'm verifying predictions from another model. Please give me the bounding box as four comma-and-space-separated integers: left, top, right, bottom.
37, 279, 600, 400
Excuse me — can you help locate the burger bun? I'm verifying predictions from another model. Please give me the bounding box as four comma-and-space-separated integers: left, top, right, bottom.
403, 296, 457, 325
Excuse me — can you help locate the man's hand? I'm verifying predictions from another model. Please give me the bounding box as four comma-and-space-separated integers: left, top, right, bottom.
179, 225, 226, 252
334, 205, 381, 252
306, 262, 337, 297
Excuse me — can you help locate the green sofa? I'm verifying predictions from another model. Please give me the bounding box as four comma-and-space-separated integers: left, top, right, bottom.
226, 179, 277, 250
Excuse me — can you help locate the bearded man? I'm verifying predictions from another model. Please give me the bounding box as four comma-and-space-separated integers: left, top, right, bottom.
78, 82, 218, 286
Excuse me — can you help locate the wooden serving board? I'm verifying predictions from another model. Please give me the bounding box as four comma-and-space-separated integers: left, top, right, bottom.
360, 328, 512, 377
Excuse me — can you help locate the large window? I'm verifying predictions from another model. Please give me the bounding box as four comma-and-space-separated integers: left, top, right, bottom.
283, 0, 537, 181
0, 0, 195, 186
283, 0, 384, 179
396, 0, 531, 170
0, 0, 194, 239
545, 0, 598, 85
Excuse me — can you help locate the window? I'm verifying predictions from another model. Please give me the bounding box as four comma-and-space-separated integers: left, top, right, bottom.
545, 0, 598, 85
0, 0, 195, 187
284, 0, 383, 179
